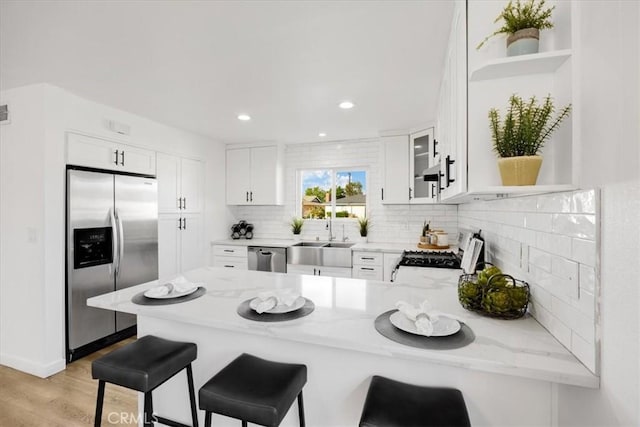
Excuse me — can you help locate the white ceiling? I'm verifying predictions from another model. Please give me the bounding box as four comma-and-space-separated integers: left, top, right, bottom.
0, 1, 454, 144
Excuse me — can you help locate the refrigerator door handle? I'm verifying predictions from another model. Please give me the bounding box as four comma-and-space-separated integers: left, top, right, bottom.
109, 207, 119, 276
115, 208, 125, 278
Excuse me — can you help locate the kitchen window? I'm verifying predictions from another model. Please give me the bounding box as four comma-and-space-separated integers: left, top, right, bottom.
299, 169, 367, 220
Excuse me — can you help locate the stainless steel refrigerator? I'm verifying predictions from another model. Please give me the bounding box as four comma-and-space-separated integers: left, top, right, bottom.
66, 168, 158, 362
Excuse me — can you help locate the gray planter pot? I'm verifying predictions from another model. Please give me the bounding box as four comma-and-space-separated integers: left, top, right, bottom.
506, 28, 540, 57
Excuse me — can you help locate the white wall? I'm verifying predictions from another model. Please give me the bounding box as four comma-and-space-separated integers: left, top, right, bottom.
228, 138, 458, 243
0, 83, 227, 377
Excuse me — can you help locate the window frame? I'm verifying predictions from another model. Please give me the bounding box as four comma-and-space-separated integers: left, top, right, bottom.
297, 167, 369, 221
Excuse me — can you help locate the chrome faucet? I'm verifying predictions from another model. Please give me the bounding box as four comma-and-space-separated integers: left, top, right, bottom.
326, 218, 335, 241
342, 224, 349, 242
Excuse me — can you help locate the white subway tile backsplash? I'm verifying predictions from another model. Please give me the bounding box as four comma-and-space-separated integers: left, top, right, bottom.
536, 231, 572, 257
524, 213, 553, 231
529, 247, 552, 272
579, 265, 596, 293
552, 214, 596, 239
459, 189, 598, 373
572, 238, 597, 267
537, 192, 572, 213
571, 190, 597, 214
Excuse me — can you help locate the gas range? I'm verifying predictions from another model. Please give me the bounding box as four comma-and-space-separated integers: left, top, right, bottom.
397, 250, 461, 269
391, 230, 484, 285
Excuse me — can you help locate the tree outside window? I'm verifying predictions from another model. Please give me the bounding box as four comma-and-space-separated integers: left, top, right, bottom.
300, 169, 367, 219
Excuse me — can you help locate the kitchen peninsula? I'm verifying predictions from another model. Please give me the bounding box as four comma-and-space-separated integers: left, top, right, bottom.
88, 267, 598, 426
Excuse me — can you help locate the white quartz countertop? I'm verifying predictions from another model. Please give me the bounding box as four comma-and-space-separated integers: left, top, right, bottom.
211, 239, 454, 253
88, 267, 598, 389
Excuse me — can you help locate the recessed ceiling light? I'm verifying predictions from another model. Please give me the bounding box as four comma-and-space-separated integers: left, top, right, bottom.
339, 101, 355, 109
237, 114, 251, 121
318, 132, 327, 137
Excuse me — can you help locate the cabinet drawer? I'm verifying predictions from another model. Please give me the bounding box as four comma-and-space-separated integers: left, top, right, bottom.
352, 265, 383, 281
213, 256, 248, 270
213, 245, 248, 258
352, 251, 383, 266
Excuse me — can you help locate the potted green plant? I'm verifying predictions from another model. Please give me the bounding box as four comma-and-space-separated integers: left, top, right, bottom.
477, 0, 555, 57
489, 94, 571, 185
357, 217, 369, 243
290, 217, 304, 240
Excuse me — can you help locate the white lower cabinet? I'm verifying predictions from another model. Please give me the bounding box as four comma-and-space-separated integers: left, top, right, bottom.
158, 213, 203, 281
212, 245, 248, 270
352, 251, 383, 281
286, 264, 352, 278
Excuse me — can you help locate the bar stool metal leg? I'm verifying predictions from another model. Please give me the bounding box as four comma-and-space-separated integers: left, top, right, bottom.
187, 364, 199, 427
94, 380, 105, 427
144, 392, 154, 427
204, 411, 212, 427
297, 391, 305, 427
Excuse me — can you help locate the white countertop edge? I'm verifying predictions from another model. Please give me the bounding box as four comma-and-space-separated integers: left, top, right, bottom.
88, 274, 599, 390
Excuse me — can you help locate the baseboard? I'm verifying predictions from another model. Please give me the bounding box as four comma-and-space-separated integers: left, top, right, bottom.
0, 352, 66, 378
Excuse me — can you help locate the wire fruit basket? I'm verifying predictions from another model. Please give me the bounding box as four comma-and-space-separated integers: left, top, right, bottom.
458, 263, 530, 320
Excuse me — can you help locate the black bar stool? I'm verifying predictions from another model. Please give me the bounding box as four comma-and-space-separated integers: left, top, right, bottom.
92, 335, 199, 427
359, 375, 471, 427
198, 353, 307, 427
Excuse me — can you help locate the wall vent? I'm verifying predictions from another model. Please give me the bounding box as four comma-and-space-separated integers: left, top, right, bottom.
0, 105, 8, 123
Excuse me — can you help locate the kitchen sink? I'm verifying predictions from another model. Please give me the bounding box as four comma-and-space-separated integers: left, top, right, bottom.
323, 242, 355, 248
290, 241, 327, 247
287, 241, 353, 268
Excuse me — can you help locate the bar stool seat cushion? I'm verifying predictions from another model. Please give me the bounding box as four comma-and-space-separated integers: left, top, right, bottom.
199, 353, 307, 427
359, 375, 471, 427
92, 335, 197, 393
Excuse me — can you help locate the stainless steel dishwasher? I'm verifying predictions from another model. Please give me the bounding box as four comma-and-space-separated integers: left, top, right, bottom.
247, 247, 287, 273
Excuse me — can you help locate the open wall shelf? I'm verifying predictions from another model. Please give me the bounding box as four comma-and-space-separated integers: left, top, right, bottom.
470, 49, 572, 82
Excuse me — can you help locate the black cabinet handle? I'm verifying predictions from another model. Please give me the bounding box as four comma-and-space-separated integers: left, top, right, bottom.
183, 197, 186, 210
178, 198, 182, 209
224, 249, 234, 253
431, 183, 437, 198
120, 151, 125, 166
439, 171, 445, 191
183, 218, 187, 230
361, 267, 375, 271
224, 265, 235, 268
381, 188, 384, 201
250, 191, 253, 202
318, 269, 321, 276
114, 150, 119, 165
409, 188, 413, 200
433, 139, 439, 157
361, 257, 375, 260
313, 268, 316, 275
445, 155, 456, 187
178, 218, 182, 230
246, 191, 249, 202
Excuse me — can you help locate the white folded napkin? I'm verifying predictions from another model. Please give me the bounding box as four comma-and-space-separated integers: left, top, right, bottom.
146, 276, 198, 298
253, 289, 301, 314
395, 300, 440, 336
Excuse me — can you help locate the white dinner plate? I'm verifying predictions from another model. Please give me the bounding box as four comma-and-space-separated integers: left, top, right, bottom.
250, 296, 306, 314
389, 311, 461, 337
144, 285, 199, 299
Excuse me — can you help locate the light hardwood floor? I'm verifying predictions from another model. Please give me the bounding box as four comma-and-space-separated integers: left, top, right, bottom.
0, 339, 137, 426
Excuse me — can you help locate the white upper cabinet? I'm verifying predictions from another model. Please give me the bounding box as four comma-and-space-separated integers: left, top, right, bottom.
157, 152, 203, 213
226, 145, 283, 205
67, 132, 156, 175
380, 131, 438, 205
452, 0, 575, 201
409, 128, 439, 203
436, 1, 467, 202
380, 135, 410, 204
